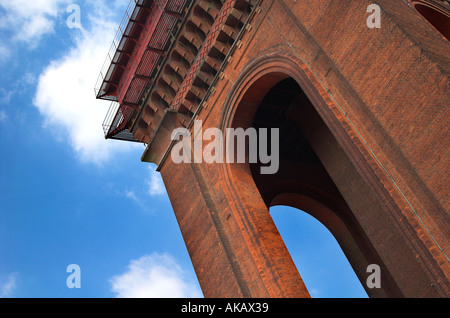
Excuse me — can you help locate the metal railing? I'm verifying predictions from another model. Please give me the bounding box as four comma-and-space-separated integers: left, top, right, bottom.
94, 0, 144, 100
98, 0, 190, 142
102, 101, 120, 136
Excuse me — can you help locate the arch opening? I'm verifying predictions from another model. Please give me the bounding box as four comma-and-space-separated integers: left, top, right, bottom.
270, 205, 368, 298
220, 52, 406, 297
247, 77, 369, 297
223, 71, 398, 297
412, 0, 450, 40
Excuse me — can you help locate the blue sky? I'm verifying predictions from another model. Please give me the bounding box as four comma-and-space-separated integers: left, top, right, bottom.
0, 0, 367, 298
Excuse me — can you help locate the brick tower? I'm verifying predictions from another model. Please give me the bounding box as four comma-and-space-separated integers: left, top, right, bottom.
95, 0, 450, 297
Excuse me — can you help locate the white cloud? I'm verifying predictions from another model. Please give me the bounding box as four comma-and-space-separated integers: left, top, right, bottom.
0, 273, 17, 298
123, 189, 146, 209
147, 166, 166, 196
110, 253, 202, 298
0, 88, 13, 105
309, 288, 320, 298
0, 0, 70, 45
0, 43, 11, 62
125, 189, 139, 202
0, 72, 37, 107
0, 110, 7, 122
33, 9, 139, 164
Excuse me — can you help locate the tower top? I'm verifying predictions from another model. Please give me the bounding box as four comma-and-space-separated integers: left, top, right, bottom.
95, 0, 252, 145
95, 0, 190, 142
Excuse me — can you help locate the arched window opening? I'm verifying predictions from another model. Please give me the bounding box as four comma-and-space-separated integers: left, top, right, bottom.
412, 0, 450, 40
226, 68, 403, 297
245, 77, 376, 297
270, 206, 368, 298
